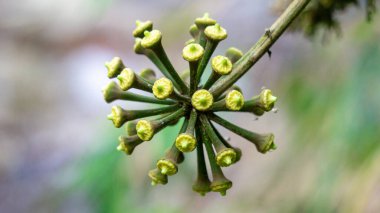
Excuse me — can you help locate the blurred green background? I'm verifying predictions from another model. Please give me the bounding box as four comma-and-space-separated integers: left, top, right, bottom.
0, 0, 379, 212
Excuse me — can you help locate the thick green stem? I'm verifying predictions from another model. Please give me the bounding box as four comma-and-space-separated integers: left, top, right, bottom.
118, 91, 176, 105
209, 0, 311, 97
189, 61, 199, 95
195, 41, 217, 85
153, 43, 189, 94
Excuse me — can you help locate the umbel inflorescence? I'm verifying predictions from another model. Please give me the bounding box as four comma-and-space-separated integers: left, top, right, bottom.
102, 13, 278, 196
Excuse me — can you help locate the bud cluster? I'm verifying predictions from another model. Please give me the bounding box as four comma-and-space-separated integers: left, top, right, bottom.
102, 14, 278, 196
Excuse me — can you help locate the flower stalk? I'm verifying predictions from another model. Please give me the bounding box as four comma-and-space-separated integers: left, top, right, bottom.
102, 0, 310, 195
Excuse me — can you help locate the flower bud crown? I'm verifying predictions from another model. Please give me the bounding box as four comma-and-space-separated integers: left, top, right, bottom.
102, 13, 278, 196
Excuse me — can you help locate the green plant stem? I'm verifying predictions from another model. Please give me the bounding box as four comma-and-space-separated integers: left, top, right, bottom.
195, 41, 218, 86
117, 91, 176, 105
189, 61, 199, 95
209, 0, 311, 97
153, 43, 189, 94
199, 114, 226, 153
124, 105, 180, 121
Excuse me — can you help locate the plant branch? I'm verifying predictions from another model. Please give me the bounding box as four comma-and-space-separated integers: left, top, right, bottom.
209, 0, 311, 97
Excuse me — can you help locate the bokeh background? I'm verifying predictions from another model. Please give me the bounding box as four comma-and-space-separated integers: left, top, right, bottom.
0, 0, 379, 212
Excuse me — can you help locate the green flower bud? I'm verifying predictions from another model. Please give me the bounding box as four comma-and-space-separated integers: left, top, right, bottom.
215, 148, 237, 167
260, 89, 278, 111
191, 89, 214, 111
102, 81, 123, 103
152, 78, 174, 100
117, 135, 143, 155
117, 68, 136, 91
182, 43, 204, 62
141, 30, 162, 49
133, 20, 153, 38
225, 47, 243, 64
107, 106, 127, 128
148, 168, 168, 186
204, 24, 227, 41
175, 133, 196, 152
136, 120, 154, 141
225, 90, 244, 111
211, 55, 232, 75
105, 57, 125, 78
208, 113, 277, 154
156, 158, 178, 176
195, 13, 217, 29
210, 176, 232, 196
189, 24, 199, 38
133, 38, 146, 55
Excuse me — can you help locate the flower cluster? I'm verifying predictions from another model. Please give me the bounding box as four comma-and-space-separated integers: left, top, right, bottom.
102, 13, 278, 196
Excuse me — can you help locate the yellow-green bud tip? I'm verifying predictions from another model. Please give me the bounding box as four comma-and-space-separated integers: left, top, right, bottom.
102, 81, 122, 103
216, 148, 237, 167
136, 120, 154, 141
117, 68, 135, 91
157, 159, 178, 176
105, 57, 125, 78
175, 133, 197, 152
191, 89, 214, 111
195, 13, 216, 27
148, 168, 168, 185
108, 106, 125, 128
141, 30, 162, 49
152, 78, 173, 99
205, 24, 227, 41
182, 43, 204, 62
226, 90, 245, 111
211, 55, 232, 75
133, 20, 154, 38
260, 89, 277, 111
262, 134, 276, 153
211, 180, 232, 195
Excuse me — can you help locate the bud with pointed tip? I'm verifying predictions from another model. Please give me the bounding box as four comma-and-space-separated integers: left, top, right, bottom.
194, 13, 217, 49
191, 89, 214, 111
189, 24, 199, 39
105, 57, 125, 78
148, 168, 168, 186
102, 81, 175, 105
117, 135, 143, 155
152, 78, 173, 100
136, 120, 154, 141
182, 43, 204, 62
260, 89, 277, 111
201, 126, 232, 196
211, 55, 232, 75
136, 108, 186, 141
133, 20, 153, 38
241, 89, 278, 115
209, 113, 276, 154
203, 55, 233, 89
200, 114, 237, 167
157, 119, 189, 175
225, 90, 244, 111
175, 110, 197, 152
102, 81, 123, 103
195, 13, 216, 29
117, 68, 152, 92
108, 105, 179, 128
141, 30, 162, 49
205, 24, 228, 41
